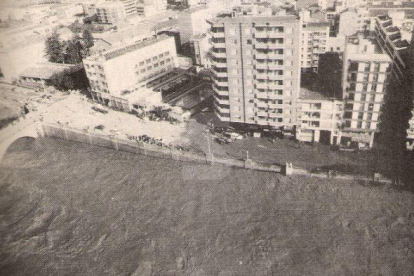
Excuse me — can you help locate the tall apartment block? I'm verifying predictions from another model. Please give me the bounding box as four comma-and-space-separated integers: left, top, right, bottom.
83, 34, 178, 111
207, 13, 301, 130
375, 14, 414, 147
341, 34, 391, 148
299, 11, 330, 72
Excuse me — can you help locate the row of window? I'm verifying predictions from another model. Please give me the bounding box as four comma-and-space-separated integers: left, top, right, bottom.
135, 51, 170, 67
135, 58, 173, 75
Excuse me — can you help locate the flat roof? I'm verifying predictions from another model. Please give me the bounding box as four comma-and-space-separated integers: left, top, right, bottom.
19, 63, 83, 79
88, 34, 172, 62
209, 14, 299, 24
300, 87, 338, 101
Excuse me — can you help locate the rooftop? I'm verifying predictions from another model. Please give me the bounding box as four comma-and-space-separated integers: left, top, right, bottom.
88, 34, 172, 62
300, 87, 334, 101
208, 14, 299, 25
19, 63, 83, 79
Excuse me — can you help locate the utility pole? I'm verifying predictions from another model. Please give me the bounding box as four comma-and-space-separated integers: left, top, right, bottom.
206, 131, 211, 154
246, 150, 249, 160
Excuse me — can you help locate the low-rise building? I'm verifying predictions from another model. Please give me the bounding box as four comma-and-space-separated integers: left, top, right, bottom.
83, 34, 178, 111
296, 89, 343, 144
18, 62, 83, 90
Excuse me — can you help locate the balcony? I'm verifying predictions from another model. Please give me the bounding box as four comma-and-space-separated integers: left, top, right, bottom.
257, 111, 268, 117
213, 61, 227, 68
256, 102, 268, 108
268, 113, 280, 118
214, 42, 226, 48
212, 51, 226, 58
213, 78, 228, 86
211, 31, 225, 39
214, 96, 230, 105
267, 83, 284, 90
268, 103, 282, 109
212, 85, 229, 96
256, 82, 268, 89
212, 70, 228, 78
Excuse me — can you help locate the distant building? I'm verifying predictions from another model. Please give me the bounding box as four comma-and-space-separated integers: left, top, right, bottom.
300, 10, 330, 72
177, 5, 212, 44
326, 35, 346, 52
82, 1, 127, 25
338, 8, 361, 36
208, 8, 301, 129
340, 34, 392, 148
190, 33, 210, 67
83, 34, 178, 110
137, 0, 168, 17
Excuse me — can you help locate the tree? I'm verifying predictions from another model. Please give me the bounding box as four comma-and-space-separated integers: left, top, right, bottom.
48, 68, 89, 91
45, 32, 65, 63
64, 38, 83, 64
82, 29, 94, 49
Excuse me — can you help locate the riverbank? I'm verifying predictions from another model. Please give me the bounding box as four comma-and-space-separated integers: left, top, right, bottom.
1, 137, 413, 275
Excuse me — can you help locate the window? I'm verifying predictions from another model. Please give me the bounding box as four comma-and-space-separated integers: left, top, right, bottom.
146, 59, 151, 64
231, 39, 238, 45
139, 61, 145, 66
152, 56, 157, 61
159, 53, 164, 58
247, 39, 252, 45
147, 66, 152, 70
141, 69, 146, 73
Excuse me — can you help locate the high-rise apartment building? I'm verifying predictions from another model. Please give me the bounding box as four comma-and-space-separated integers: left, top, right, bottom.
83, 34, 178, 110
208, 11, 301, 129
341, 34, 391, 147
300, 11, 330, 72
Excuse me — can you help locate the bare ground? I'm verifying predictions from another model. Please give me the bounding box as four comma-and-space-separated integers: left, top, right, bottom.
0, 137, 413, 276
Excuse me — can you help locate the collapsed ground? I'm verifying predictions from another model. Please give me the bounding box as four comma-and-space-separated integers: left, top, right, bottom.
0, 137, 413, 276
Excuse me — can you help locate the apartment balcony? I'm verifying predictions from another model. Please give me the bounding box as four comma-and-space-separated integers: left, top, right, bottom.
213, 78, 228, 86
267, 43, 284, 49
267, 93, 283, 100
254, 32, 269, 39
266, 74, 284, 80
257, 111, 268, 117
267, 83, 284, 90
211, 51, 227, 58
256, 92, 270, 99
268, 113, 281, 118
211, 31, 225, 38
214, 96, 230, 105
212, 85, 229, 96
256, 102, 268, 108
268, 103, 283, 109
214, 103, 230, 114
212, 61, 227, 68
212, 70, 228, 78
214, 42, 226, 48
267, 63, 284, 70
256, 82, 268, 89
255, 53, 283, 60
268, 53, 284, 59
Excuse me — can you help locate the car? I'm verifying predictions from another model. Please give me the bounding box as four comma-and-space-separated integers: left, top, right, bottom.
229, 132, 243, 140
215, 137, 231, 144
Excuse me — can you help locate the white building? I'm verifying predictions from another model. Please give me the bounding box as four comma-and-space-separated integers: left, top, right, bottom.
83, 34, 178, 110
83, 1, 127, 25
177, 5, 213, 44
300, 10, 330, 72
341, 34, 392, 148
190, 33, 211, 68
137, 0, 168, 17
296, 90, 343, 144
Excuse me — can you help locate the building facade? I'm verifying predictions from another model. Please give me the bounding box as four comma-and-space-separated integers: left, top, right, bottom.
296, 95, 343, 144
300, 20, 330, 71
341, 35, 391, 148
83, 1, 127, 25
83, 34, 178, 110
208, 13, 301, 129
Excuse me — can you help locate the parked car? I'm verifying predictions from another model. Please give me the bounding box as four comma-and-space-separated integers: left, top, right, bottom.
215, 137, 231, 144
